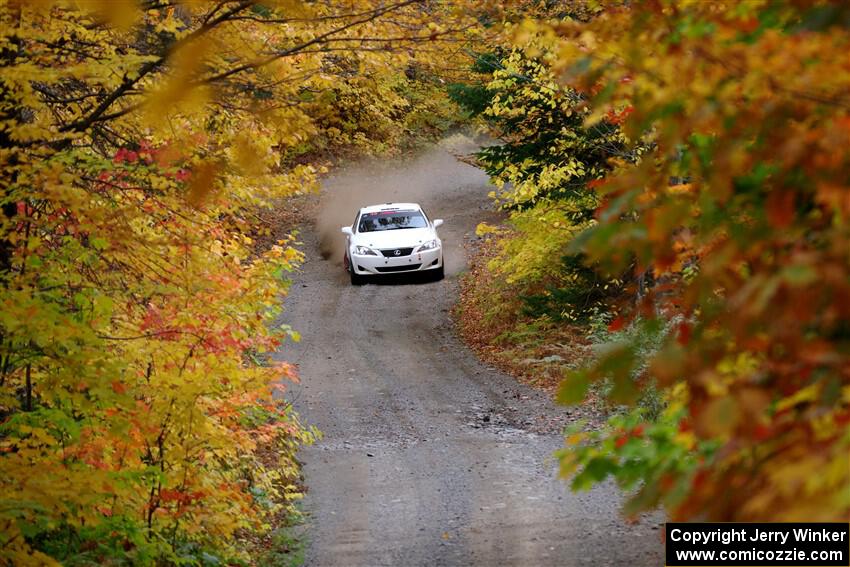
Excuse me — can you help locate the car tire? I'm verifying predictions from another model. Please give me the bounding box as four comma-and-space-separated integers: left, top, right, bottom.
350, 265, 365, 286
432, 264, 445, 282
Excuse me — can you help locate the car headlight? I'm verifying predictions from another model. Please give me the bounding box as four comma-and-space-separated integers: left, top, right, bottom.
417, 239, 438, 252
353, 245, 378, 256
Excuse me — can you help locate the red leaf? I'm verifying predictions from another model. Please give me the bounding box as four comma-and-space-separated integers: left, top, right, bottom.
676, 321, 691, 345
608, 316, 626, 332
159, 488, 183, 503
753, 423, 772, 441
766, 190, 795, 228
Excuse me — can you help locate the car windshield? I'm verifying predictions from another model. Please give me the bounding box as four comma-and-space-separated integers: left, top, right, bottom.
358, 210, 427, 233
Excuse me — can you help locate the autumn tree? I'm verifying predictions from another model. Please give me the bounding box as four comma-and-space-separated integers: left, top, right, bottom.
451, 35, 642, 323
537, 0, 850, 521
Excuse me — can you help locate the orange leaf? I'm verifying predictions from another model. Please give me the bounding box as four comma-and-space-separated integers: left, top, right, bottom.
766, 190, 795, 228
187, 161, 220, 208
608, 316, 626, 332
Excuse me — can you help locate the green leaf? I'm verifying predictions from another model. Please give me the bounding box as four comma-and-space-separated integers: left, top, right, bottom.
557, 370, 591, 405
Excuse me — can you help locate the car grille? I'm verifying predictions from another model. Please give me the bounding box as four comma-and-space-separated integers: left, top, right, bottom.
375, 264, 421, 273
379, 247, 414, 257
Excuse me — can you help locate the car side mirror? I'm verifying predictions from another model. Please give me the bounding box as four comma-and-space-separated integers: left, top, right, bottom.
433, 219, 444, 228
341, 226, 353, 236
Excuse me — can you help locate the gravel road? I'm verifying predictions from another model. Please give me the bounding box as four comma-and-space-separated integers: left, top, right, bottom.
276, 141, 664, 566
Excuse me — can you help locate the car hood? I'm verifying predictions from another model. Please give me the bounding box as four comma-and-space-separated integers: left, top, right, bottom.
352, 227, 436, 249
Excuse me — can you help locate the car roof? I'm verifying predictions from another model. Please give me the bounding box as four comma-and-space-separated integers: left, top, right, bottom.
359, 202, 422, 214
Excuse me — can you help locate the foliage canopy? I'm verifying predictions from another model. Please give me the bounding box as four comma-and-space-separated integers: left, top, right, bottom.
538, 0, 850, 521
457, 0, 850, 523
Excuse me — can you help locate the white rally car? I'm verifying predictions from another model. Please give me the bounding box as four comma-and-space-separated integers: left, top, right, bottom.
341, 203, 444, 285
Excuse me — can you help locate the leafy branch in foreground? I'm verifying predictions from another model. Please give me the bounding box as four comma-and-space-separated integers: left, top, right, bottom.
543, 0, 850, 521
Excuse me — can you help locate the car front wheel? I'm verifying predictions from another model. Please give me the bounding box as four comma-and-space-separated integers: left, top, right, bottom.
349, 262, 365, 286
431, 264, 445, 282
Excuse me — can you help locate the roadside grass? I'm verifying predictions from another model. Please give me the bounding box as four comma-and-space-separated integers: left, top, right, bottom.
246, 432, 314, 567
455, 231, 591, 395
455, 229, 668, 423
256, 510, 309, 567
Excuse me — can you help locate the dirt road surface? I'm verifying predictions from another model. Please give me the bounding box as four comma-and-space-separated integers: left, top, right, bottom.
276, 140, 664, 566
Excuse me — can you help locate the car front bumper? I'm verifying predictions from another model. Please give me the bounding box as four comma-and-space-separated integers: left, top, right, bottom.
351, 248, 442, 275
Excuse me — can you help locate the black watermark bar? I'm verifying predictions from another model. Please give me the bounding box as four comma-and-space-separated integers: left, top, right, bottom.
666, 523, 850, 566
